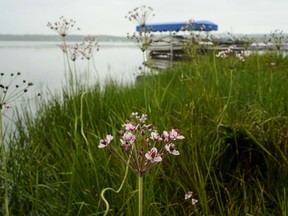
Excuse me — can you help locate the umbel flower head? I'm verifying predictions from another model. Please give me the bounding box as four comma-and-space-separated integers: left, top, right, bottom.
125, 5, 155, 27
47, 16, 80, 37
127, 30, 155, 52
57, 35, 100, 61
0, 72, 40, 113
98, 112, 185, 176
80, 35, 100, 60
126, 5, 156, 53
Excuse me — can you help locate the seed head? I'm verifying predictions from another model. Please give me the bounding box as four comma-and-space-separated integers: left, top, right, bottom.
47, 16, 80, 37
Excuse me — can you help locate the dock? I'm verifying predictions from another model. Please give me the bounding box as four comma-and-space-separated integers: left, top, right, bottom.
136, 21, 288, 69
144, 35, 288, 69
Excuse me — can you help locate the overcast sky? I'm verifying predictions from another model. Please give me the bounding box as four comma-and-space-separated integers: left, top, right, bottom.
0, 0, 287, 36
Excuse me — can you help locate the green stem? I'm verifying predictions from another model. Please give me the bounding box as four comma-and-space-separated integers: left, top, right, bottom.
138, 175, 143, 216
100, 151, 131, 216
0, 110, 9, 216
91, 54, 100, 82
213, 51, 219, 88
80, 92, 101, 193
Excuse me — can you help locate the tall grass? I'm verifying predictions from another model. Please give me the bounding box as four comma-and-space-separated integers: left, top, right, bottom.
3, 51, 288, 215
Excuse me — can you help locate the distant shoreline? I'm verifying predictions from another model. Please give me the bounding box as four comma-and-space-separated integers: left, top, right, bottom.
0, 34, 129, 42
0, 33, 287, 43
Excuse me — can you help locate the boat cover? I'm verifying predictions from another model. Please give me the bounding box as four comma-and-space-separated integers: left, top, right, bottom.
136, 20, 218, 32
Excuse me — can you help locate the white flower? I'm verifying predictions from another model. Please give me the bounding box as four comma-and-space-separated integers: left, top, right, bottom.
163, 129, 185, 142
145, 147, 162, 163
165, 143, 180, 155
98, 134, 114, 148
150, 131, 162, 141
120, 132, 136, 146
123, 122, 136, 131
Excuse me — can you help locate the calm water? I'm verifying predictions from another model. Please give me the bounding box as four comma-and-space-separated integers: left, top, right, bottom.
0, 41, 143, 129
0, 41, 143, 92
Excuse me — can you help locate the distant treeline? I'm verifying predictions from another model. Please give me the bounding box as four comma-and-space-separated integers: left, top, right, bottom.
0, 34, 129, 42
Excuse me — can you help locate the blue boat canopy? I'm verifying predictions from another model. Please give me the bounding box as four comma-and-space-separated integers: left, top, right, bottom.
136, 20, 218, 32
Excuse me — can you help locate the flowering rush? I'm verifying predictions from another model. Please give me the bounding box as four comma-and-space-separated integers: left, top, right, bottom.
47, 16, 80, 37
125, 5, 155, 27
0, 72, 40, 113
126, 6, 156, 53
98, 112, 185, 176
216, 45, 249, 61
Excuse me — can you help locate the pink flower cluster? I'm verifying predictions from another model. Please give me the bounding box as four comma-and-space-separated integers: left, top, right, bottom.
48, 17, 100, 62
57, 35, 100, 61
181, 19, 195, 31
98, 112, 185, 176
126, 6, 155, 53
216, 45, 249, 61
125, 5, 155, 27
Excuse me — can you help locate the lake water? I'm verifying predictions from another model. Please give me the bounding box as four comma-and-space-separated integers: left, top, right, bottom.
0, 41, 143, 92
0, 41, 144, 130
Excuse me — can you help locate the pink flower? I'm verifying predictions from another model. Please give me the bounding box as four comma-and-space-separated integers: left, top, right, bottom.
4, 104, 12, 109
185, 191, 198, 205
98, 134, 114, 148
139, 114, 147, 123
144, 124, 153, 131
169, 129, 185, 140
150, 131, 162, 141
216, 50, 228, 58
226, 45, 236, 54
67, 44, 81, 61
120, 132, 136, 146
181, 19, 195, 31
165, 143, 180, 155
162, 131, 170, 142
162, 129, 184, 142
145, 147, 162, 163
79, 39, 99, 60
123, 122, 136, 131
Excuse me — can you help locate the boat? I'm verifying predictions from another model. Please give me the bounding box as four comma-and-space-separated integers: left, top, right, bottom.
136, 20, 219, 68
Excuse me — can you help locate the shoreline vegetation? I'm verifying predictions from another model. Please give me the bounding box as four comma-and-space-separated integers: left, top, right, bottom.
6, 51, 288, 215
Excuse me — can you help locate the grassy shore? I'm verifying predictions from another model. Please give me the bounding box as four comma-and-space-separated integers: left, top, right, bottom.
3, 50, 288, 215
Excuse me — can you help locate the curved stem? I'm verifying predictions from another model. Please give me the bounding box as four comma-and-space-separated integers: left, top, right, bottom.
100, 151, 131, 216
80, 92, 101, 190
